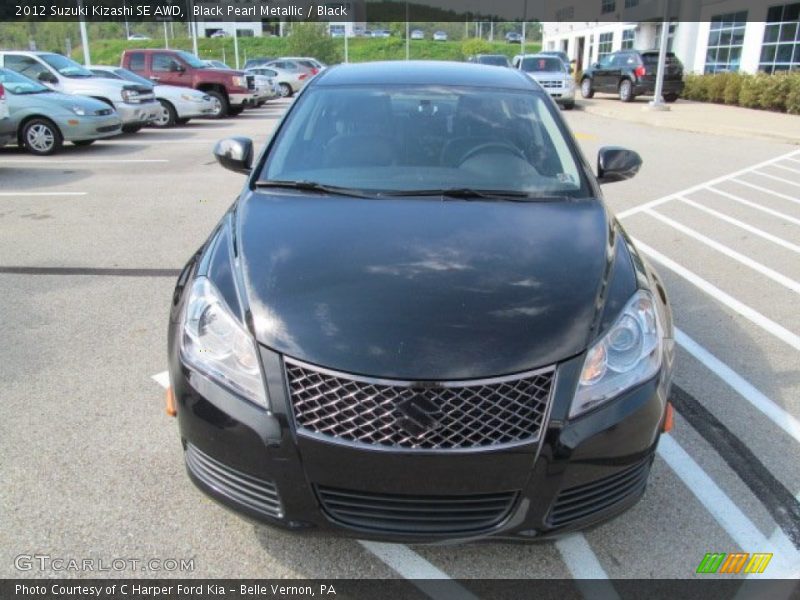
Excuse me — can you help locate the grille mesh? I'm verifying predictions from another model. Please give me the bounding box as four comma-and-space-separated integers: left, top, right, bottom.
286, 360, 553, 450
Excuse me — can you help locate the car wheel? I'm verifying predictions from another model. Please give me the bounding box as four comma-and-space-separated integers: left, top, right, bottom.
278, 83, 293, 98
664, 94, 679, 103
153, 99, 177, 128
121, 124, 142, 134
206, 91, 229, 118
72, 140, 95, 146
562, 101, 575, 110
228, 106, 245, 117
176, 118, 191, 125
619, 79, 634, 102
580, 78, 594, 99
21, 118, 63, 156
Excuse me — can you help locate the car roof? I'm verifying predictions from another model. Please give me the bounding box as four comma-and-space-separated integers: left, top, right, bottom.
316, 61, 535, 90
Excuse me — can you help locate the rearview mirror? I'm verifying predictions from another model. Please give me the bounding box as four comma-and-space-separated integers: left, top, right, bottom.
214, 137, 253, 174
597, 146, 642, 184
38, 71, 57, 84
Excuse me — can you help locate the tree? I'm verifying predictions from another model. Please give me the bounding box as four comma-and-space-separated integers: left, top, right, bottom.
287, 23, 341, 64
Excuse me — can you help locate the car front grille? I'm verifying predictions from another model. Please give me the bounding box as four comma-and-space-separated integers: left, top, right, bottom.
316, 485, 519, 534
548, 459, 651, 528
246, 75, 255, 90
285, 358, 553, 450
96, 124, 121, 133
185, 443, 283, 519
538, 80, 564, 89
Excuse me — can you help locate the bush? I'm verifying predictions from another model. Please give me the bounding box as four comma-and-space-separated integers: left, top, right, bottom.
738, 73, 765, 109
460, 37, 493, 59
286, 23, 341, 64
683, 74, 707, 101
723, 73, 743, 105
787, 73, 800, 115
759, 73, 790, 112
706, 73, 730, 103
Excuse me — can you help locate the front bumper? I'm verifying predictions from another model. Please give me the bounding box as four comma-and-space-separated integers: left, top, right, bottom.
169, 339, 672, 543
172, 97, 217, 119
115, 100, 160, 125
58, 114, 123, 141
229, 92, 257, 108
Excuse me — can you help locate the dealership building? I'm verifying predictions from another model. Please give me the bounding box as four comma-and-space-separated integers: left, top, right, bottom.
542, 1, 800, 74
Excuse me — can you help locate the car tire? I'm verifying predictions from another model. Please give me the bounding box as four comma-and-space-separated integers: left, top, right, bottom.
580, 78, 594, 99
206, 91, 229, 118
121, 124, 142, 134
278, 83, 293, 98
664, 94, 679, 103
21, 118, 63, 156
153, 99, 177, 128
176, 118, 191, 125
619, 79, 634, 102
228, 106, 245, 117
72, 140, 95, 146
562, 101, 575, 110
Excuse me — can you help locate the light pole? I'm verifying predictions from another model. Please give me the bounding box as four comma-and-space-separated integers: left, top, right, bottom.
405, 1, 410, 61
649, 7, 671, 111
78, 0, 90, 66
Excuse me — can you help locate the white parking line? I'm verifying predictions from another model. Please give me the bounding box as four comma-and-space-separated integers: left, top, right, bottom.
752, 170, 800, 189
2, 159, 169, 164
773, 163, 800, 175
617, 149, 800, 219
0, 192, 87, 197
152, 371, 170, 389
644, 209, 800, 294
675, 328, 800, 445
677, 197, 800, 255
555, 535, 618, 592
732, 178, 800, 205
632, 238, 800, 351
657, 435, 800, 578
706, 187, 800, 226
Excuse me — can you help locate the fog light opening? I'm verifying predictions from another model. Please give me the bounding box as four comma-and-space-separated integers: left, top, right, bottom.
662, 402, 674, 433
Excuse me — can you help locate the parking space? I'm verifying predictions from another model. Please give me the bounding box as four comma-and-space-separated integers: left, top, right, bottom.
1, 97, 799, 587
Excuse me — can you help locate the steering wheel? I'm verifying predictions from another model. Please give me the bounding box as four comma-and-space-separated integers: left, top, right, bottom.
457, 142, 526, 166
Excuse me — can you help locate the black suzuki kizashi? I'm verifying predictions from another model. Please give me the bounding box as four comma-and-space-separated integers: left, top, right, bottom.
167, 61, 675, 542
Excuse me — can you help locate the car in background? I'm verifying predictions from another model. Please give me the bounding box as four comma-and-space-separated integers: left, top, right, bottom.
0, 68, 122, 155
580, 50, 685, 103
89, 66, 216, 128
246, 66, 309, 98
433, 31, 448, 41
372, 30, 392, 38
171, 61, 673, 543
513, 54, 575, 109
539, 50, 574, 73
121, 49, 256, 118
467, 54, 511, 68
264, 59, 315, 76
210, 30, 228, 38
329, 25, 346, 38
410, 29, 425, 40
244, 58, 274, 70
280, 57, 326, 75
506, 32, 522, 43
0, 51, 158, 133
128, 33, 150, 41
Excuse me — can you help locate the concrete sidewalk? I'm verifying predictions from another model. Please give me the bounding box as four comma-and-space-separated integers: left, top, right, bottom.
579, 96, 800, 145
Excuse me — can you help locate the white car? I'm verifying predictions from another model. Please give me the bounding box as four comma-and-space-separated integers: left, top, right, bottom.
411, 30, 425, 40
433, 31, 448, 42
128, 33, 150, 41
210, 30, 228, 38
89, 66, 216, 127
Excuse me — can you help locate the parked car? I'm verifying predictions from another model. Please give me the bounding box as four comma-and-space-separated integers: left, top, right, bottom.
539, 50, 575, 73
432, 31, 448, 41
513, 54, 575, 109
247, 66, 310, 98
244, 58, 275, 70
279, 57, 327, 75
209, 30, 228, 38
0, 68, 122, 155
0, 51, 158, 133
580, 50, 685, 103
167, 61, 673, 543
410, 29, 425, 40
467, 54, 511, 68
506, 32, 522, 43
372, 30, 392, 38
0, 79, 15, 147
263, 59, 315, 76
203, 60, 232, 70
127, 33, 150, 41
89, 66, 216, 128
121, 49, 257, 118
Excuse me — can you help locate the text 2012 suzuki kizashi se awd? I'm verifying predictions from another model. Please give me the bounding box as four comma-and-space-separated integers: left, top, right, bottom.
167, 61, 675, 542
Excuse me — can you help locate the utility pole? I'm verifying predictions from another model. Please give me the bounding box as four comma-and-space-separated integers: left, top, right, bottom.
405, 1, 410, 60
163, 21, 169, 48
649, 0, 671, 111
521, 0, 527, 55
233, 26, 240, 69
78, 0, 91, 66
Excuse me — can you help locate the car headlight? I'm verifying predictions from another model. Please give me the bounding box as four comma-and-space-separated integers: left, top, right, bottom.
570, 290, 663, 418
121, 89, 140, 103
180, 93, 203, 103
181, 277, 268, 408
232, 75, 246, 88
70, 105, 86, 116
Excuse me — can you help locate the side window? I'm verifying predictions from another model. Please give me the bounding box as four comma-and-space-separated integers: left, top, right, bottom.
153, 54, 178, 72
612, 53, 628, 67
4, 55, 50, 80
128, 53, 145, 72
599, 53, 615, 67
264, 69, 277, 77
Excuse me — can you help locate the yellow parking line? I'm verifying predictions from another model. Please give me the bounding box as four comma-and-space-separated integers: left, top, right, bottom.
574, 132, 598, 141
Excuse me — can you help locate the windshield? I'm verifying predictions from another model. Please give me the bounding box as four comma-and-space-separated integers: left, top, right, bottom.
40, 53, 93, 78
520, 57, 565, 73
114, 68, 155, 86
0, 69, 49, 94
260, 85, 587, 197
176, 51, 207, 69
642, 52, 680, 65
478, 56, 510, 66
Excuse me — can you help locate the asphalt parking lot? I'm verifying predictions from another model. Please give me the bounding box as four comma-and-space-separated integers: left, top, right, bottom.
1, 97, 799, 586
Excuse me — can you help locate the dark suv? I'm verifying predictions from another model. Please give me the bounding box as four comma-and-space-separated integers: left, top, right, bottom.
580, 50, 684, 103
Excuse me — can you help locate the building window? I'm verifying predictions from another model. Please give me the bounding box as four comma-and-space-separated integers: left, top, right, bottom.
601, 0, 615, 14
760, 3, 800, 73
622, 28, 635, 49
624, 0, 639, 7
598, 32, 614, 60
704, 13, 747, 73
655, 22, 676, 53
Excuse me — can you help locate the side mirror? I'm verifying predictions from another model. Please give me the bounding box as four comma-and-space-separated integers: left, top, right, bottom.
38, 71, 57, 84
170, 63, 185, 73
214, 137, 253, 174
597, 146, 642, 184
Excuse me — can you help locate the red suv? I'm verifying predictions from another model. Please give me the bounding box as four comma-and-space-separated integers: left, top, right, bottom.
121, 49, 256, 118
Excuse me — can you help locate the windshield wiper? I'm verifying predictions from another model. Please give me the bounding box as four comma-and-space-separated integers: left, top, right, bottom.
254, 180, 376, 199
380, 188, 541, 201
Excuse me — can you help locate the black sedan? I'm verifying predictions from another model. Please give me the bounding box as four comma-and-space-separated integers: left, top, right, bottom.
166, 61, 675, 542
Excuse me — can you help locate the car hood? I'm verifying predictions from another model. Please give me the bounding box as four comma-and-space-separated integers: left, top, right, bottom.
8, 90, 110, 112
237, 194, 615, 380
528, 72, 569, 81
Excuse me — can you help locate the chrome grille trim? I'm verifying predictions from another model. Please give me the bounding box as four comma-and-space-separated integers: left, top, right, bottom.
285, 357, 555, 451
